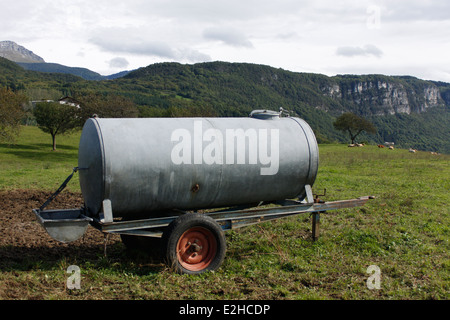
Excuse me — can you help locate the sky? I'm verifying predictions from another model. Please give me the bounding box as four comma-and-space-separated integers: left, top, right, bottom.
1, 0, 450, 82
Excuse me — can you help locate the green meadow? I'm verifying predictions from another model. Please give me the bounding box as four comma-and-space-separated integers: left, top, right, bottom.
0, 126, 81, 192
0, 126, 448, 300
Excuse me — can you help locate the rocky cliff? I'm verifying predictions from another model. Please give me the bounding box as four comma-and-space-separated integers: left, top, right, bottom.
321, 75, 444, 116
0, 41, 45, 63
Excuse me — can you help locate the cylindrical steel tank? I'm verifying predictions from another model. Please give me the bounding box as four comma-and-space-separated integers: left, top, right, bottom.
78, 110, 318, 218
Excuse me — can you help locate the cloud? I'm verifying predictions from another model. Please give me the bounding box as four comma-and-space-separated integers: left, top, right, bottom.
109, 57, 129, 69
383, 1, 450, 22
336, 44, 383, 58
2, 0, 450, 82
177, 49, 212, 63
276, 32, 300, 40
203, 27, 253, 48
89, 28, 211, 63
130, 0, 306, 24
90, 27, 212, 63
91, 34, 176, 58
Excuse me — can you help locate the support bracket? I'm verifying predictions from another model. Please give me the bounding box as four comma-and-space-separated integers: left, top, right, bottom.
305, 184, 314, 204
101, 199, 113, 223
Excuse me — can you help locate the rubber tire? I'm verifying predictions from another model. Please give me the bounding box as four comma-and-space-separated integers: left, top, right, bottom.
162, 213, 226, 274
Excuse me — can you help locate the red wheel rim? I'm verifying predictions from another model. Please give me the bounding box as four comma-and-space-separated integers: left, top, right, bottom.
176, 227, 217, 271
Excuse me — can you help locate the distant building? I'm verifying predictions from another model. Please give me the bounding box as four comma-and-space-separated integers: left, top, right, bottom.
58, 96, 81, 108
31, 96, 81, 109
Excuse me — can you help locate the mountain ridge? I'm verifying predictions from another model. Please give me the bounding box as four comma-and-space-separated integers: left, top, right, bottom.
17, 62, 131, 80
117, 61, 449, 152
0, 41, 131, 80
124, 61, 448, 116
0, 41, 45, 63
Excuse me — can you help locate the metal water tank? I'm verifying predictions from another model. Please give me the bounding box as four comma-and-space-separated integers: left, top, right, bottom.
78, 110, 319, 219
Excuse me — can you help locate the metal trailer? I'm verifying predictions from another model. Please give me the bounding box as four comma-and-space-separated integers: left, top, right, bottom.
33, 110, 374, 274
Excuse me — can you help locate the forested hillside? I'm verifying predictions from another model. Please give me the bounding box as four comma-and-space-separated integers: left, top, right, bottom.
1, 58, 448, 153
109, 62, 450, 152
17, 62, 131, 81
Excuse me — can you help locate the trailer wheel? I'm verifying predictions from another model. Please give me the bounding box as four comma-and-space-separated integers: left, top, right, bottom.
162, 213, 226, 274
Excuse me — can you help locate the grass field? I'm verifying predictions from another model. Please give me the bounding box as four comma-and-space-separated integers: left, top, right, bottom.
0, 126, 449, 300
0, 126, 81, 192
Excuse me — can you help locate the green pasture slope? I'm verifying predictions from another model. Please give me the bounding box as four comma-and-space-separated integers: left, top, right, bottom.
0, 125, 449, 300
0, 126, 81, 192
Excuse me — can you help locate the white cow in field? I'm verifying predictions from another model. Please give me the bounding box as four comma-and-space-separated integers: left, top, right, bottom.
409, 148, 417, 153
348, 143, 365, 147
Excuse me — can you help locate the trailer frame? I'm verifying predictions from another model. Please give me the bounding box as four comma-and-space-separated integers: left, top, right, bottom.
93, 194, 373, 240
33, 183, 374, 273
34, 184, 374, 242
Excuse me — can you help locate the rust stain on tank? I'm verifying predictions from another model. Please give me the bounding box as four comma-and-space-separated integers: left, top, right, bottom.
191, 183, 200, 193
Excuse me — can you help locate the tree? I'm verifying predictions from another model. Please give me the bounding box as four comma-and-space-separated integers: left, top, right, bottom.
34, 102, 79, 151
333, 112, 377, 144
0, 87, 27, 143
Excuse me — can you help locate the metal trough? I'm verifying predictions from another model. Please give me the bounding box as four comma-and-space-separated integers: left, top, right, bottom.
33, 208, 92, 243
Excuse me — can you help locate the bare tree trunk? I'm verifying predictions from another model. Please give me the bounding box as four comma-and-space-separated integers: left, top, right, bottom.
51, 133, 56, 151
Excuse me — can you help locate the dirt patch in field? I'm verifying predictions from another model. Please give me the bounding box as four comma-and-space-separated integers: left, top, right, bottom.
0, 189, 121, 270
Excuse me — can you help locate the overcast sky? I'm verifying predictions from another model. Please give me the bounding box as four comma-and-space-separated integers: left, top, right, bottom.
2, 0, 450, 82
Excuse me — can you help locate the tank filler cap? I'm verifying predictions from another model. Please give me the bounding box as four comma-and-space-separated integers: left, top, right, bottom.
249, 109, 280, 120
